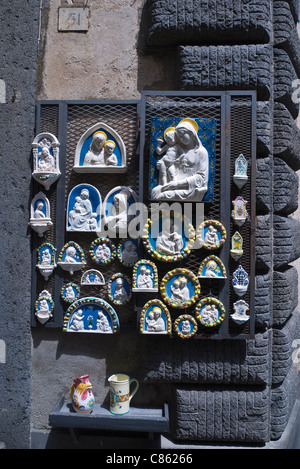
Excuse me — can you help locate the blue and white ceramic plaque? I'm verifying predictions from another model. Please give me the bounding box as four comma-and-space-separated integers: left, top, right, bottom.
66, 184, 102, 232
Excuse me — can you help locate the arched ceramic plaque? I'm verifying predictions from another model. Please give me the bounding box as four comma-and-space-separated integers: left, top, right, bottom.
63, 297, 120, 334
29, 192, 53, 236
173, 314, 198, 339
103, 186, 138, 233
117, 238, 139, 267
142, 212, 195, 263
195, 297, 226, 328
198, 255, 227, 279
36, 242, 57, 280
89, 238, 116, 265
107, 273, 132, 306
73, 122, 127, 173
160, 268, 200, 309
196, 219, 226, 250
139, 299, 172, 335
66, 184, 102, 232
57, 241, 86, 275
35, 290, 54, 325
32, 132, 61, 190
81, 269, 105, 286
60, 283, 80, 304
132, 259, 158, 293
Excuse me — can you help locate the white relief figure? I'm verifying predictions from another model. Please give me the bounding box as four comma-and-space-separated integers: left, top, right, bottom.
38, 145, 55, 172
150, 307, 165, 332
95, 244, 111, 262
96, 311, 112, 333
70, 309, 85, 331
64, 246, 78, 263
68, 189, 97, 231
181, 320, 191, 336
104, 140, 118, 166
146, 311, 157, 332
41, 249, 51, 265
113, 278, 128, 302
151, 118, 209, 201
200, 305, 219, 324
106, 189, 130, 230
33, 202, 46, 219
121, 240, 138, 264
65, 285, 75, 301
204, 260, 219, 278
204, 225, 219, 247
156, 127, 182, 186
155, 219, 183, 255
170, 277, 190, 303
83, 131, 107, 166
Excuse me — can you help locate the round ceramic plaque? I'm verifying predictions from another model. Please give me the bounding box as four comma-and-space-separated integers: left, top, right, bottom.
160, 268, 200, 309
117, 238, 139, 267
195, 297, 226, 328
89, 237, 116, 265
196, 220, 226, 250
60, 283, 80, 304
173, 314, 198, 339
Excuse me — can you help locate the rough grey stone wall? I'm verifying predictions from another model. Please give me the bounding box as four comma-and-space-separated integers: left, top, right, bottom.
0, 0, 40, 449
143, 0, 300, 444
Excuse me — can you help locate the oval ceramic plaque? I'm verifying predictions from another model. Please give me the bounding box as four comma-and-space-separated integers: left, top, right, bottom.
160, 268, 200, 309
195, 297, 226, 328
173, 314, 198, 339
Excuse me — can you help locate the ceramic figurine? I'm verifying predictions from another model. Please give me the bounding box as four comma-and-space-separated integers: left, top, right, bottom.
89, 237, 116, 265
173, 314, 198, 339
81, 269, 105, 286
139, 299, 171, 335
198, 255, 227, 279
107, 273, 132, 305
197, 219, 226, 250
195, 297, 226, 328
32, 132, 61, 190
117, 238, 139, 267
233, 154, 248, 189
70, 375, 95, 414
103, 186, 138, 234
142, 213, 195, 263
66, 184, 101, 232
230, 231, 244, 261
34, 290, 54, 325
231, 196, 248, 226
63, 297, 120, 334
149, 117, 217, 202
60, 283, 80, 304
36, 242, 56, 280
73, 122, 127, 173
232, 265, 249, 296
132, 259, 158, 293
231, 299, 250, 325
29, 192, 53, 236
160, 268, 201, 309
57, 241, 86, 275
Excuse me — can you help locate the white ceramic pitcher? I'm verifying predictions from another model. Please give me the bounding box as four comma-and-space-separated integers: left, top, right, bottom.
108, 373, 139, 414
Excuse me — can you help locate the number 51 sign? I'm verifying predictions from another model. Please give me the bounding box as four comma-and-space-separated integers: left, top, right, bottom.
58, 7, 89, 32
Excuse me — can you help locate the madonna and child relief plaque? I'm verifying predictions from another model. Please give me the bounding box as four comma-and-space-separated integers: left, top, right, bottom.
149, 117, 217, 202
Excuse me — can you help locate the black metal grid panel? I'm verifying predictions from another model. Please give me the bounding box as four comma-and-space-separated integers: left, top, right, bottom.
139, 91, 256, 339
31, 100, 140, 327
31, 93, 255, 339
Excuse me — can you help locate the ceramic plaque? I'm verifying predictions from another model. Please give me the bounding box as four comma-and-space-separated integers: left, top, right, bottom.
173, 314, 198, 339
198, 255, 227, 279
142, 212, 195, 263
81, 269, 105, 286
29, 192, 53, 236
233, 154, 248, 189
103, 186, 138, 233
148, 117, 217, 202
132, 259, 158, 293
60, 283, 80, 304
89, 238, 116, 265
195, 297, 226, 328
57, 241, 86, 275
231, 299, 250, 325
73, 122, 127, 173
230, 231, 244, 261
196, 219, 226, 250
32, 132, 61, 190
231, 196, 248, 226
139, 299, 172, 335
117, 238, 139, 267
35, 290, 54, 325
66, 184, 102, 232
63, 297, 120, 334
232, 265, 249, 297
107, 273, 132, 306
36, 242, 56, 280
160, 268, 201, 309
